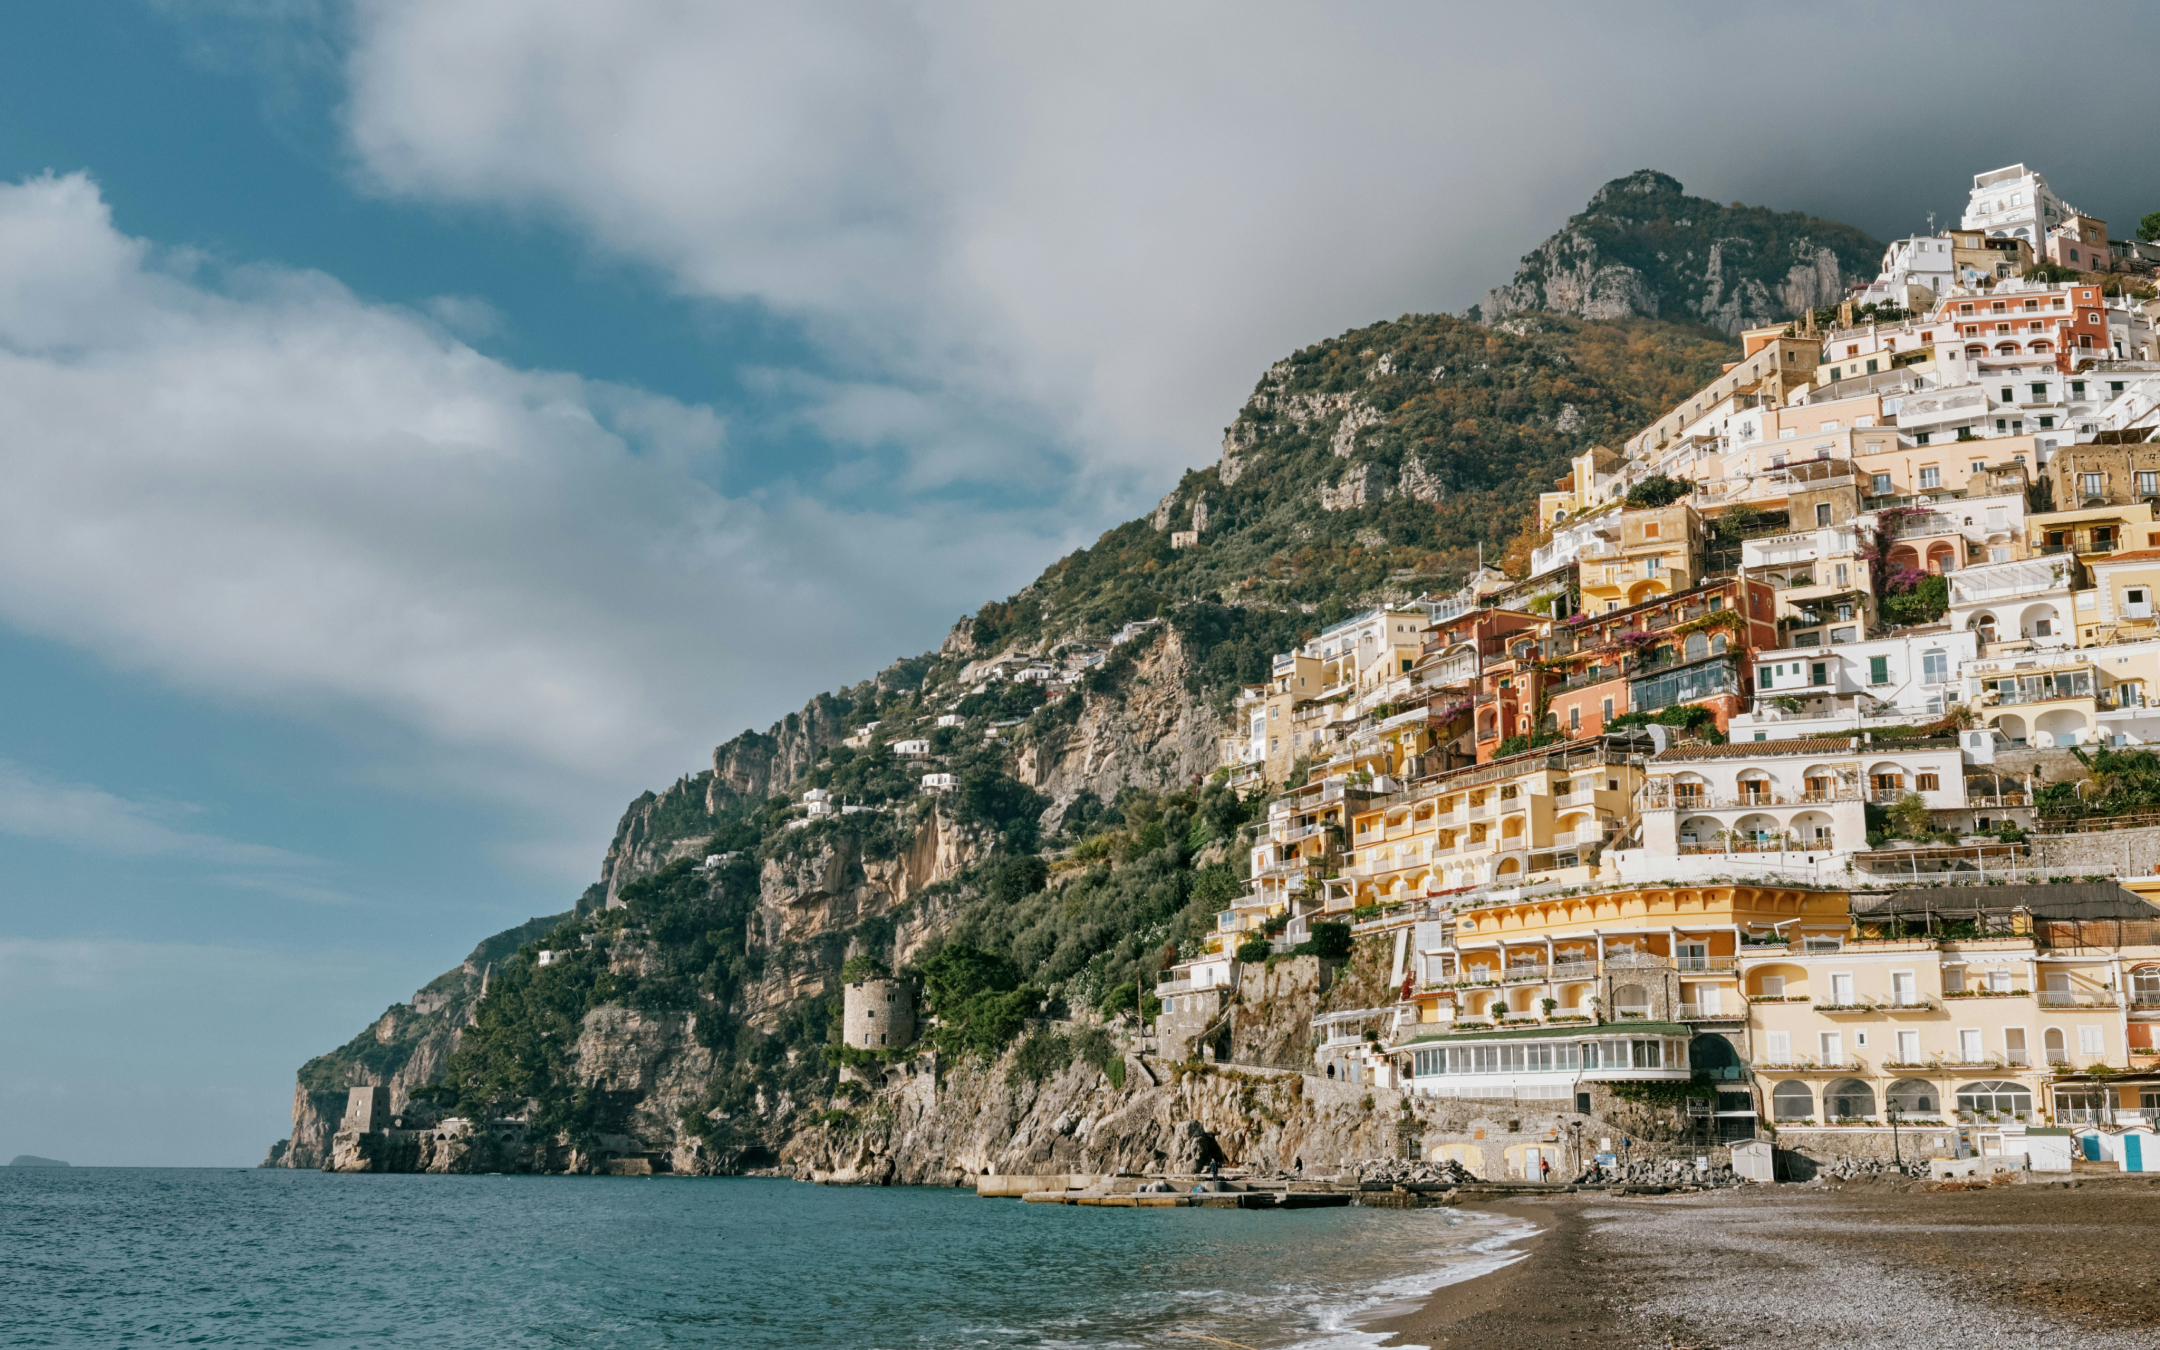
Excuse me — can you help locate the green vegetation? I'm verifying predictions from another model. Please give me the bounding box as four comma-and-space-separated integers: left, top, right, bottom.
2038, 746, 2160, 821
2140, 211, 2160, 244
1880, 573, 1949, 628
1623, 474, 1692, 509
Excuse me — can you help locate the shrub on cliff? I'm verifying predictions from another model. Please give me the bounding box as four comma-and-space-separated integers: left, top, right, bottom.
918, 943, 1043, 1062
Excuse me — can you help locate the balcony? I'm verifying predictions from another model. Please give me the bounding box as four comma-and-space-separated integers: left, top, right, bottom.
1675, 956, 1737, 973
1549, 960, 1599, 982
2039, 990, 2118, 1008
1679, 1003, 1743, 1021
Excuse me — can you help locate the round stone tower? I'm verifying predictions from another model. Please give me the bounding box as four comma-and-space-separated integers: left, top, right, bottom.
842, 978, 917, 1050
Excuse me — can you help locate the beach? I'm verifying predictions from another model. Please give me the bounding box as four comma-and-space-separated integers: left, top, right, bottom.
1376, 1175, 2160, 1350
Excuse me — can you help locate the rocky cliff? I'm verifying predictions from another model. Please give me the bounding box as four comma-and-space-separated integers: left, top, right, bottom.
265, 911, 565, 1167
1477, 170, 1882, 336
279, 172, 1882, 1181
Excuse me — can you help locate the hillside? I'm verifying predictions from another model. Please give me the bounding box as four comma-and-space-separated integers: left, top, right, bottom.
1477, 169, 1882, 335
266, 173, 1860, 1175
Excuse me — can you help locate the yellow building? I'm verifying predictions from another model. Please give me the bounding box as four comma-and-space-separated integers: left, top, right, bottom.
2078, 548, 2160, 647
2030, 500, 2157, 563
1578, 503, 1703, 612
1749, 885, 2159, 1149
1333, 741, 1648, 915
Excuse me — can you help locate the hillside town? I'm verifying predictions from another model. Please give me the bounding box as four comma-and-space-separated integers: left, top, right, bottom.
1166, 164, 2160, 1172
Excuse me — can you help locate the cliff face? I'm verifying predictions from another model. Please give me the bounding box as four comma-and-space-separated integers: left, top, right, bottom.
280, 174, 1887, 1178
1478, 170, 1882, 336
266, 910, 566, 1167
1019, 628, 1221, 820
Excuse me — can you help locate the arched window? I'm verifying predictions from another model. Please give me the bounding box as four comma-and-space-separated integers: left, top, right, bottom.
1771, 1080, 1815, 1120
1824, 1078, 1877, 1120
2133, 966, 2160, 1004
1684, 632, 1709, 661
2044, 1027, 2067, 1063
1611, 983, 1650, 1017
1956, 1080, 2033, 1118
1886, 1079, 1937, 1116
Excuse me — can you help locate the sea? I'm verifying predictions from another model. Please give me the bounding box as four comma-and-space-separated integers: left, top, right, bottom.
0, 1169, 1531, 1349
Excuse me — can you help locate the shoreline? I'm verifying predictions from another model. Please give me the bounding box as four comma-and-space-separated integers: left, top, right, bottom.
1368, 1177, 2160, 1350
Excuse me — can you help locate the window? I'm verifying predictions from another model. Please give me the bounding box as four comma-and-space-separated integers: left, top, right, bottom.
1829, 973, 1854, 1005
1568, 705, 1580, 732
2032, 382, 2048, 400
1922, 649, 1948, 683
1919, 466, 1941, 489
1602, 697, 1613, 721
1819, 1030, 1843, 1063
1959, 1028, 1983, 1062
1916, 772, 1940, 792
1643, 522, 1660, 539
1771, 1079, 1811, 1118
1956, 1080, 2032, 1118
2005, 1027, 2027, 1067
1896, 1029, 1921, 1061
2079, 1025, 2104, 1056
1869, 655, 1890, 685
2127, 588, 2152, 620
1760, 975, 1786, 998
1871, 472, 1893, 495
2039, 415, 2055, 430
1915, 431, 1931, 445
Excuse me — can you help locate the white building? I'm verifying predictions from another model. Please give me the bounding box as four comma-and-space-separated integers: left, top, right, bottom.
891, 738, 932, 757
1947, 555, 2079, 650
920, 772, 958, 793
1640, 731, 2004, 859
1961, 164, 2078, 246
1857, 235, 1956, 308
1734, 629, 1978, 740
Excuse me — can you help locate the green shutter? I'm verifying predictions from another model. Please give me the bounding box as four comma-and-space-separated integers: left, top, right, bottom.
1869, 656, 1889, 684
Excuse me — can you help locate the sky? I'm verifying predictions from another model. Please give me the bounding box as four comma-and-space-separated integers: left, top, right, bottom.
1, 2, 2156, 1166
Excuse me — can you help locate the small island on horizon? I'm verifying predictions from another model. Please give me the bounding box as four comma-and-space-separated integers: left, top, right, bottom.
8, 1155, 71, 1168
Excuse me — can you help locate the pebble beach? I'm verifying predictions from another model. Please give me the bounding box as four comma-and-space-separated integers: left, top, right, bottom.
1374, 1173, 2160, 1349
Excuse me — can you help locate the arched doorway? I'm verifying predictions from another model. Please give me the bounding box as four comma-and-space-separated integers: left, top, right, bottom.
1690, 1034, 1743, 1081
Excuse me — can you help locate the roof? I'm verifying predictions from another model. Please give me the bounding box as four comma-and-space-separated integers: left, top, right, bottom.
1391, 1020, 1691, 1048
2086, 548, 2160, 566
1651, 735, 1957, 762
1855, 882, 2160, 921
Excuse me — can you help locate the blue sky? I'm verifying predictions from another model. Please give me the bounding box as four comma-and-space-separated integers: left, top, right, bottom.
1, 3, 2155, 1165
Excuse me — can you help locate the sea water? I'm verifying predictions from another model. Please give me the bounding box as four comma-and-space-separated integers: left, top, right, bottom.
0, 1169, 1529, 1348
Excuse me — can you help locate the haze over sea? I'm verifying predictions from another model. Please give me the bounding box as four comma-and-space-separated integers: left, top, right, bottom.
4, 1170, 1524, 1348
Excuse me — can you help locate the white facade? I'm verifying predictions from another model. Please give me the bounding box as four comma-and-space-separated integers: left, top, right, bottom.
1643, 737, 1983, 859
920, 772, 958, 792
1961, 164, 2077, 245
891, 738, 932, 757
1736, 629, 1978, 739
1948, 555, 2078, 649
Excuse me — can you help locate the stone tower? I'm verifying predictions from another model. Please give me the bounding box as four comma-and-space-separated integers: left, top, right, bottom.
842, 978, 916, 1050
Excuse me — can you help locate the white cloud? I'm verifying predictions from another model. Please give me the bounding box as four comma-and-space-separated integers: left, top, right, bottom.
0, 172, 1034, 796
337, 2, 2160, 512
0, 758, 306, 867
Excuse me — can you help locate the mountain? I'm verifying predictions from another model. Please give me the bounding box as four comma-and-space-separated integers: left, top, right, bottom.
1476, 170, 1883, 335
268, 176, 1861, 1178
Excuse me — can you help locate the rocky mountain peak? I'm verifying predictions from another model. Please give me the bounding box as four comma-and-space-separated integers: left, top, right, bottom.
1478, 170, 1882, 336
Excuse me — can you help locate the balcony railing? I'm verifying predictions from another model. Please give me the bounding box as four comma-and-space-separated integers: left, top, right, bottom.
2039, 990, 2118, 1008
1675, 956, 1737, 972
1679, 1003, 1741, 1020
1646, 786, 1862, 810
